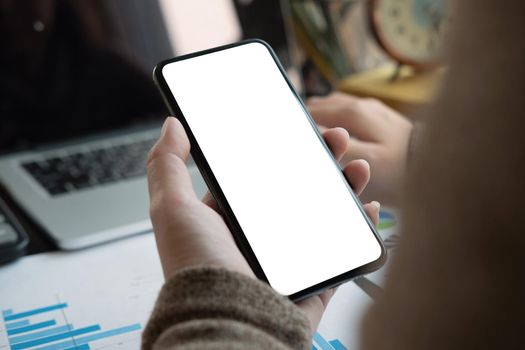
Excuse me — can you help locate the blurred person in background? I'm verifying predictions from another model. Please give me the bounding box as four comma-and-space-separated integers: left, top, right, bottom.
143, 1, 525, 349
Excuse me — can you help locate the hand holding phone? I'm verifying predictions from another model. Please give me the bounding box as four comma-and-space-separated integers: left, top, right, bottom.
153, 40, 385, 301
147, 116, 380, 330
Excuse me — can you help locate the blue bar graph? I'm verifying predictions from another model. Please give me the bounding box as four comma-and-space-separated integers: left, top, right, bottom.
5, 319, 30, 330
2, 309, 13, 316
313, 332, 335, 350
9, 325, 73, 345
34, 324, 142, 350
2, 301, 142, 350
74, 324, 142, 344
312, 332, 348, 350
63, 345, 90, 350
8, 320, 57, 336
12, 325, 101, 350
4, 303, 68, 321
328, 339, 348, 350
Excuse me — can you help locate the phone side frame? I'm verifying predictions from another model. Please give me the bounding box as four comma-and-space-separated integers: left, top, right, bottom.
153, 39, 387, 301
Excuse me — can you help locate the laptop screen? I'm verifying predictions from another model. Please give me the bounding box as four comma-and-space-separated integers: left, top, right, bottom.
0, 0, 298, 154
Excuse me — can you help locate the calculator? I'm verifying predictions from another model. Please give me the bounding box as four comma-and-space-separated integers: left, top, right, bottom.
0, 196, 29, 265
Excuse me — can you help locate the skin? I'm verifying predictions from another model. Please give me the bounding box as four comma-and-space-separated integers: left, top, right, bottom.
307, 92, 413, 206
147, 117, 380, 333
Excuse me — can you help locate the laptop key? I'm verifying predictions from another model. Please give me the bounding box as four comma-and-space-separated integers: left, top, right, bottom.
21, 137, 156, 196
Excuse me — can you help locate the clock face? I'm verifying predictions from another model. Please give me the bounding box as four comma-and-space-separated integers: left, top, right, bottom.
372, 0, 448, 67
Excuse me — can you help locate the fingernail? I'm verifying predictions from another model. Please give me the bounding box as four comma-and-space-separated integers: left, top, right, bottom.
160, 117, 174, 139
336, 127, 350, 138
371, 201, 381, 210
357, 159, 370, 169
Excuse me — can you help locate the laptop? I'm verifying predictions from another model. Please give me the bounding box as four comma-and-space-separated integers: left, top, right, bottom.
0, 129, 208, 250
0, 0, 210, 250
0, 0, 300, 250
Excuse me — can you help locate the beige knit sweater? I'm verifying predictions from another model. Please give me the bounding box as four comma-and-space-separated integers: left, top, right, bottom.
143, 1, 525, 349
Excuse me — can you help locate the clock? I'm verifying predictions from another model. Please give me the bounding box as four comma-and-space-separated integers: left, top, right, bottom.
369, 0, 448, 69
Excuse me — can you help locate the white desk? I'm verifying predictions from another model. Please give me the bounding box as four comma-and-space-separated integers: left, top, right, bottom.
0, 210, 399, 350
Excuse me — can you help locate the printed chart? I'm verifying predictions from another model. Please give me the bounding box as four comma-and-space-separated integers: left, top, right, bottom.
378, 210, 397, 231
1, 209, 399, 350
0, 234, 162, 350
2, 303, 140, 350
312, 332, 347, 350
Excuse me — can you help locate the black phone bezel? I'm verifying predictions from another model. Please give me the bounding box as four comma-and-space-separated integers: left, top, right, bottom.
153, 39, 387, 301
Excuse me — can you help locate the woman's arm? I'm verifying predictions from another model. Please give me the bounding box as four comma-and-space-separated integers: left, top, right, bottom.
142, 267, 311, 350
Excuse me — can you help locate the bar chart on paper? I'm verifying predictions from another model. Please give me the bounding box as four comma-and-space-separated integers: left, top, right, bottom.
0, 211, 400, 350
378, 210, 397, 231
1, 302, 141, 350
0, 234, 164, 350
312, 332, 348, 350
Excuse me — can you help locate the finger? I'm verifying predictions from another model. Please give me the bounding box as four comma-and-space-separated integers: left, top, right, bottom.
322, 127, 350, 162
306, 95, 329, 106
147, 117, 197, 210
308, 102, 379, 142
148, 117, 190, 163
297, 288, 337, 334
306, 92, 358, 107
343, 159, 370, 196
341, 137, 378, 164
363, 201, 381, 227
202, 191, 220, 212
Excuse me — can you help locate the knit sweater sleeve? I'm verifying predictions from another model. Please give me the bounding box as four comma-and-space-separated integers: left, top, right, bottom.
141, 267, 311, 350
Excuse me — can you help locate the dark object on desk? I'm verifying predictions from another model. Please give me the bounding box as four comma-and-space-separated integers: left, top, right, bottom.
0, 196, 29, 265
0, 184, 58, 255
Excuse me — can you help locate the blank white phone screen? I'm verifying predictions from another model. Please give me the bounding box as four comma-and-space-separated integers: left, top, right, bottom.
162, 42, 382, 296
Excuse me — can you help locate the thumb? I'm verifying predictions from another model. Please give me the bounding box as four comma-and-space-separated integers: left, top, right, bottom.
147, 117, 197, 208
149, 117, 190, 162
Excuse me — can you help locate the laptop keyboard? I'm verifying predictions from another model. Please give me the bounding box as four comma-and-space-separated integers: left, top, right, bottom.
22, 138, 156, 196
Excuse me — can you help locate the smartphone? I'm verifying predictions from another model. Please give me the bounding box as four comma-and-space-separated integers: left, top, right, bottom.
153, 40, 386, 300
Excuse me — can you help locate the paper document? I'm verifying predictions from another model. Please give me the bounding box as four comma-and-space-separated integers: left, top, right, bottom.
0, 210, 399, 350
0, 234, 162, 350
